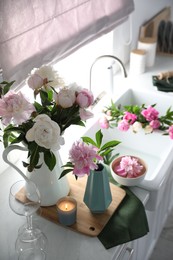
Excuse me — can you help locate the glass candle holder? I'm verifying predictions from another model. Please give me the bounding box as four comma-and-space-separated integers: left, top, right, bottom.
56, 196, 77, 226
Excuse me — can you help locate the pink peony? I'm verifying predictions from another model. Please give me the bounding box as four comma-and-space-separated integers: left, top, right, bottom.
118, 120, 130, 131
168, 125, 173, 139
123, 111, 137, 125
114, 156, 143, 178
0, 90, 35, 126
149, 119, 161, 129
69, 141, 103, 177
141, 106, 159, 122
76, 89, 94, 108
99, 116, 110, 129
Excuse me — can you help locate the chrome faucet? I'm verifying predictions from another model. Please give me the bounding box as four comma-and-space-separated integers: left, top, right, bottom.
89, 55, 127, 99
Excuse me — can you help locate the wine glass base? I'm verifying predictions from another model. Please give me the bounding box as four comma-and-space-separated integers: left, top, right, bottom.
16, 229, 48, 258
18, 248, 46, 260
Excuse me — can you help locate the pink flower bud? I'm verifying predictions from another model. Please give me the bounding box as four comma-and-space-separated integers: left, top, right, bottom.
149, 119, 160, 129
118, 120, 130, 131
27, 74, 44, 90
99, 116, 109, 129
76, 89, 94, 108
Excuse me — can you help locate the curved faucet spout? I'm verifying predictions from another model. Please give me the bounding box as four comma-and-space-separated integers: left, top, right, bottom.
89, 55, 127, 92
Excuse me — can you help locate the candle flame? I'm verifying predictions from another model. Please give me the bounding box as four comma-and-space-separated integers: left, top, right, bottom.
65, 203, 68, 210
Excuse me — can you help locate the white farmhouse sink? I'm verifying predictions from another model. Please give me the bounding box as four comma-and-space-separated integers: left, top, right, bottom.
83, 88, 173, 210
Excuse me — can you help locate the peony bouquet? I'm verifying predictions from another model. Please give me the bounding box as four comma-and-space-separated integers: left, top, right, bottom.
0, 66, 94, 172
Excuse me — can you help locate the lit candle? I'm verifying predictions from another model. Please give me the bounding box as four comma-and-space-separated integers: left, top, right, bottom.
56, 196, 77, 226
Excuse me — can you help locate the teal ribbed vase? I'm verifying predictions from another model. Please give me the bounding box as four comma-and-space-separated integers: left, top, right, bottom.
83, 163, 112, 213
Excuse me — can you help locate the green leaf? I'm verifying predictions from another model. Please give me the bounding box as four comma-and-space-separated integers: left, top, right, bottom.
1, 81, 15, 95
4, 125, 25, 133
44, 151, 56, 171
95, 129, 103, 148
22, 161, 29, 168
100, 140, 121, 152
151, 103, 157, 108
61, 162, 74, 168
40, 90, 52, 106
11, 134, 25, 144
111, 153, 120, 160
81, 136, 97, 146
100, 148, 113, 157
34, 164, 43, 169
30, 147, 40, 169
47, 89, 53, 101
40, 89, 48, 100
3, 132, 10, 147
34, 101, 43, 112
104, 152, 120, 165
59, 168, 73, 179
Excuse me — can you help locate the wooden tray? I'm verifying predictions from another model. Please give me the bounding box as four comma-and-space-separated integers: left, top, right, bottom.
17, 175, 126, 237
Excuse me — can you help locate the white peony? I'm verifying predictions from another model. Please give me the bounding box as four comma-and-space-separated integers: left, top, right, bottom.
132, 121, 143, 133
144, 125, 153, 134
26, 114, 64, 150
68, 82, 81, 92
27, 65, 65, 90
55, 88, 76, 108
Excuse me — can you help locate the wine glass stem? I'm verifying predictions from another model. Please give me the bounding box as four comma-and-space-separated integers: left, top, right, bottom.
26, 215, 33, 230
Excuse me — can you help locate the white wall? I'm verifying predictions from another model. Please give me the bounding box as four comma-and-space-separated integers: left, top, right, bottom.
113, 0, 173, 65
131, 0, 173, 49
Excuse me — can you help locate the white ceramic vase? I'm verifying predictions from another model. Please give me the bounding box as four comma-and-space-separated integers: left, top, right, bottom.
3, 145, 70, 206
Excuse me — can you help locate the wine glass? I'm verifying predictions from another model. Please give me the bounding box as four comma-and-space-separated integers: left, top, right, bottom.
9, 179, 48, 260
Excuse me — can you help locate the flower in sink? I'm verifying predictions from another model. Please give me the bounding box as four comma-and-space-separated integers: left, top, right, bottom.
141, 105, 159, 121
100, 102, 173, 139
168, 125, 173, 139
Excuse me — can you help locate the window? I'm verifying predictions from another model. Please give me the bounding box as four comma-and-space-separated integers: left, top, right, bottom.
53, 31, 114, 97
0, 0, 134, 89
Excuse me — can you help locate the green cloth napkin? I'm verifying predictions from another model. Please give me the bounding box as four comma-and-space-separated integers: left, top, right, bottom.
152, 75, 173, 92
97, 175, 149, 249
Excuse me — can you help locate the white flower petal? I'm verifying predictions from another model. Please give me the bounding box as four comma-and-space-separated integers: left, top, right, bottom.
26, 114, 63, 150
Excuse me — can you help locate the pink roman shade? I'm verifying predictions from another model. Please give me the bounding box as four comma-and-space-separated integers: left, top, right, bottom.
0, 0, 134, 86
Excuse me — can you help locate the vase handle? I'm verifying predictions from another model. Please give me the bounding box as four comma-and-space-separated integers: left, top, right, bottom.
2, 145, 29, 181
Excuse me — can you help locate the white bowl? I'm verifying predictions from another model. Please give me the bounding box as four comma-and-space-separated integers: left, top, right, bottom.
110, 156, 147, 186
